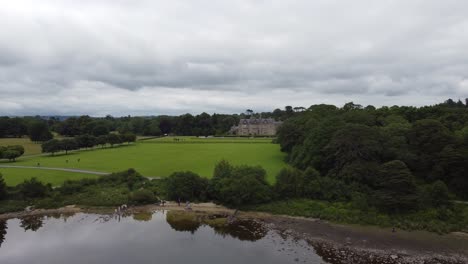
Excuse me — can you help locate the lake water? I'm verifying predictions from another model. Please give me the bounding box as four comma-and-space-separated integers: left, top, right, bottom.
0, 211, 325, 264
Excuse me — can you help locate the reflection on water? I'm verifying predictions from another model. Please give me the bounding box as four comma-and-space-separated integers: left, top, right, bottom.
132, 212, 152, 222
0, 220, 6, 248
20, 216, 44, 232
166, 211, 201, 233
0, 211, 324, 264
212, 219, 267, 241
165, 211, 268, 241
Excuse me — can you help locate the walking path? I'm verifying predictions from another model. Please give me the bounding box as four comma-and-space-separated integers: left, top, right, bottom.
0, 165, 110, 175
0, 165, 162, 179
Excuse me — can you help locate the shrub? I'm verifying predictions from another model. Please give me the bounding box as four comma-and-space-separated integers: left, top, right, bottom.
98, 169, 147, 190
19, 178, 51, 199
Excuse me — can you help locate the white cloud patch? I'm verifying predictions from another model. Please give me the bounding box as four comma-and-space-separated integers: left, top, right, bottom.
1, 0, 468, 116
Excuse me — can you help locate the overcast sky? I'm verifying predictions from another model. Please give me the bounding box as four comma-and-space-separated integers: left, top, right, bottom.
1, 0, 468, 116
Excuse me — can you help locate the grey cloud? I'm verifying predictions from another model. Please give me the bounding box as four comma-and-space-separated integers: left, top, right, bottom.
1, 0, 468, 116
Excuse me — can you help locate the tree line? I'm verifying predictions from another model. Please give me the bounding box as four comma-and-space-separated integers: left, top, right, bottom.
42, 133, 136, 155
0, 106, 301, 139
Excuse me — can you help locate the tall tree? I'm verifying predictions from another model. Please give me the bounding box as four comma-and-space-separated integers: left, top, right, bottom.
373, 160, 418, 213
28, 121, 53, 142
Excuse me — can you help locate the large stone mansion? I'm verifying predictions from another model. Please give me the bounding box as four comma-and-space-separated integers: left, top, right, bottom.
230, 118, 283, 136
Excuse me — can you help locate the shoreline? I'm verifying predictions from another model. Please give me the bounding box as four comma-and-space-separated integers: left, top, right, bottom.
1, 203, 467, 263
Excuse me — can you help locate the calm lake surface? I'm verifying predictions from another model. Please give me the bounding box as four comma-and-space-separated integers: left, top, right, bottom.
0, 211, 325, 264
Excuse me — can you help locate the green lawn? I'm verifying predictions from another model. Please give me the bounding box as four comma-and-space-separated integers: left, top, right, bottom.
145, 136, 274, 143
0, 168, 99, 186
1, 140, 287, 184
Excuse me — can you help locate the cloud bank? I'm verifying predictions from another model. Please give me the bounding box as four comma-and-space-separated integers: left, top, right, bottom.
1, 0, 468, 116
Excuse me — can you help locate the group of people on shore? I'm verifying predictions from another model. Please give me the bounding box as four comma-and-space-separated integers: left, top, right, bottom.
158, 198, 192, 210
114, 204, 128, 215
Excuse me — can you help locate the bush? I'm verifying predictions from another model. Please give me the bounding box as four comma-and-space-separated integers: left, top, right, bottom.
98, 169, 147, 190
129, 189, 157, 205
0, 200, 27, 214
19, 178, 51, 199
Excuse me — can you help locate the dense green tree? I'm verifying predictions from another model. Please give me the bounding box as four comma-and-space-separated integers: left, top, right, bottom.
28, 121, 53, 142
302, 167, 321, 198
41, 139, 61, 155
166, 171, 208, 201
323, 124, 383, 173
92, 125, 109, 137
2, 150, 22, 161
96, 135, 108, 148
19, 178, 51, 199
106, 134, 122, 147
121, 133, 137, 144
408, 119, 455, 154
6, 145, 24, 156
143, 119, 161, 136
215, 165, 272, 206
209, 160, 234, 200
276, 120, 304, 152
60, 139, 78, 154
158, 117, 173, 135
373, 160, 418, 213
75, 134, 97, 149
274, 167, 304, 198
422, 180, 451, 208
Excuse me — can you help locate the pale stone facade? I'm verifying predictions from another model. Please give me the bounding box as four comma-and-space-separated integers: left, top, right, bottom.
230, 118, 282, 136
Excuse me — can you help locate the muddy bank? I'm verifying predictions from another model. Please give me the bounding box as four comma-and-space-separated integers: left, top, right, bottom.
261, 215, 468, 264
1, 203, 467, 263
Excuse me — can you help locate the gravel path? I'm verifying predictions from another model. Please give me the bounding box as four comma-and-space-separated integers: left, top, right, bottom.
0, 165, 163, 179
0, 165, 110, 175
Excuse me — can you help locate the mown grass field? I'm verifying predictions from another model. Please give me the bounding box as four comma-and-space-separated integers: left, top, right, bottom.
1, 137, 287, 185
0, 168, 99, 186
0, 137, 42, 156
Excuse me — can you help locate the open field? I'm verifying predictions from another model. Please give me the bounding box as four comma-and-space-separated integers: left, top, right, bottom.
0, 140, 287, 185
0, 137, 42, 156
0, 167, 99, 186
